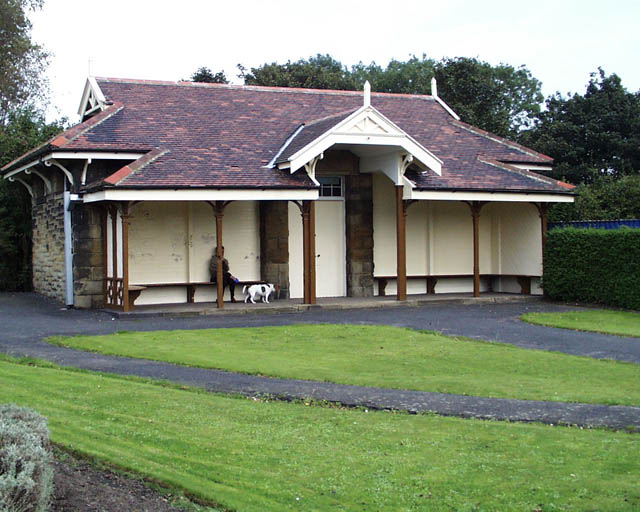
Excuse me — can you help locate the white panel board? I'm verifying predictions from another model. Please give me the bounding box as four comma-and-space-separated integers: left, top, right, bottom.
431, 202, 472, 275
315, 200, 346, 297
372, 173, 396, 275
288, 202, 304, 299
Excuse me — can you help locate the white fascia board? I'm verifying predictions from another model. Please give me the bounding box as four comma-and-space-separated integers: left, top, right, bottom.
288, 105, 442, 175
82, 188, 319, 203
406, 190, 575, 203
46, 151, 144, 161
434, 96, 460, 120
3, 159, 41, 179
290, 134, 442, 176
77, 77, 106, 116
510, 163, 553, 172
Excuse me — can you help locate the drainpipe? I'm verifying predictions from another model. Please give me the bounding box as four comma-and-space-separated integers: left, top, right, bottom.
63, 181, 74, 307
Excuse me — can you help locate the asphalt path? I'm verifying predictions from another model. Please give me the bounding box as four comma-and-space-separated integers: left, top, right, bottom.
1, 292, 639, 430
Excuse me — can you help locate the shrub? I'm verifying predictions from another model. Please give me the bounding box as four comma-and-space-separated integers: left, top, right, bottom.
544, 228, 640, 310
0, 404, 53, 512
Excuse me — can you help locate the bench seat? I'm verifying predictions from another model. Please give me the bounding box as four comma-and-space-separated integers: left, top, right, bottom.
374, 274, 538, 296
127, 280, 268, 308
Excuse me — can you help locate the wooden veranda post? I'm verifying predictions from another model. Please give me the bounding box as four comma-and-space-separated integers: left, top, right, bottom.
535, 203, 550, 256
214, 201, 225, 309
308, 200, 316, 304
465, 201, 486, 298
121, 202, 131, 312
395, 185, 407, 301
300, 200, 317, 305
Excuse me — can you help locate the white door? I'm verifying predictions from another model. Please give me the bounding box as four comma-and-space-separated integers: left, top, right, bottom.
315, 200, 346, 297
288, 200, 346, 298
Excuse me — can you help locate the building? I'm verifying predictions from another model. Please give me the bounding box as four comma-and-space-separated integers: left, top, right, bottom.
1, 77, 574, 310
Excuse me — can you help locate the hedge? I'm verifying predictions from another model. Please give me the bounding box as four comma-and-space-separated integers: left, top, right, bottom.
0, 404, 53, 512
543, 228, 640, 310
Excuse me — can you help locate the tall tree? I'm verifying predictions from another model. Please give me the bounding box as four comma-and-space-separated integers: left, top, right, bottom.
241, 54, 543, 139
0, 0, 49, 124
521, 69, 640, 184
434, 57, 543, 137
0, 109, 64, 290
239, 54, 357, 90
190, 66, 229, 84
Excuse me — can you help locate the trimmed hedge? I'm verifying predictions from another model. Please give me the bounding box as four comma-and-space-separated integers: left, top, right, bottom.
0, 404, 53, 512
544, 228, 640, 310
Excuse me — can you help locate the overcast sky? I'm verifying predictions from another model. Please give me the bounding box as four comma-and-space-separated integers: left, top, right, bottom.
30, 0, 640, 122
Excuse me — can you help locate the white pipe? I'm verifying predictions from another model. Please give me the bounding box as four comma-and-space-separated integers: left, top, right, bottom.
63, 182, 74, 306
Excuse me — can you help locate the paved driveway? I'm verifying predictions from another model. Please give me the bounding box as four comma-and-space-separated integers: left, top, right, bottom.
1, 292, 638, 363
1, 292, 639, 430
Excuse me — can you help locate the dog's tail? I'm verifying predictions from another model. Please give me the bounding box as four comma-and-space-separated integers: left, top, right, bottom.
242, 285, 248, 295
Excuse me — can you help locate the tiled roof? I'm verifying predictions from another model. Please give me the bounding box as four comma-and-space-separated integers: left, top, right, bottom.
3, 78, 572, 194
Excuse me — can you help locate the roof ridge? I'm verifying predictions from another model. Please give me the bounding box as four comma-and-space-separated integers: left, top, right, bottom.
453, 120, 553, 163
95, 77, 439, 101
304, 108, 357, 127
103, 147, 170, 186
478, 157, 574, 190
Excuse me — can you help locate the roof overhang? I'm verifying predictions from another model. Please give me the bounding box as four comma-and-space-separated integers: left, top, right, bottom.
278, 105, 443, 185
405, 189, 575, 203
82, 188, 319, 203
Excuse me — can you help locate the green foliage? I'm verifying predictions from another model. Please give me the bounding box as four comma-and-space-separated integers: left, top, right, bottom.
544, 228, 640, 310
48, 325, 640, 405
549, 175, 640, 222
2, 360, 640, 511
434, 57, 543, 137
239, 53, 356, 90
0, 0, 49, 123
521, 68, 640, 185
190, 66, 228, 84
0, 108, 64, 291
241, 54, 543, 138
0, 403, 53, 512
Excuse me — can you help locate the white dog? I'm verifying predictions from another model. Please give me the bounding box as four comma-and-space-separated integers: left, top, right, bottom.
243, 283, 276, 304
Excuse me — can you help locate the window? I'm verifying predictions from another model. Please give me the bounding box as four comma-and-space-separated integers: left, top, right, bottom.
318, 176, 343, 198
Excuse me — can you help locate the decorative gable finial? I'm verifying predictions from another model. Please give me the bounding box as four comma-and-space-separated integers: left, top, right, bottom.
363, 80, 371, 107
431, 77, 438, 98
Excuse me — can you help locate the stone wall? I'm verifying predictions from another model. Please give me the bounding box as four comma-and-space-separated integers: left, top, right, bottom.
32, 193, 66, 303
345, 174, 374, 296
72, 205, 105, 308
260, 201, 290, 299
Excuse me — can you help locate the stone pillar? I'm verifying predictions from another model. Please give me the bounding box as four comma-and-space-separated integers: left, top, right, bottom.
32, 194, 66, 302
345, 174, 374, 297
260, 201, 290, 299
72, 204, 105, 308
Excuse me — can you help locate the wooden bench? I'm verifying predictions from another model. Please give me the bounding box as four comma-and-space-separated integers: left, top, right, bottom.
127, 280, 268, 308
374, 274, 537, 296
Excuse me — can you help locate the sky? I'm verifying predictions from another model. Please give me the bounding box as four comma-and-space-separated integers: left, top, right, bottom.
30, 0, 640, 123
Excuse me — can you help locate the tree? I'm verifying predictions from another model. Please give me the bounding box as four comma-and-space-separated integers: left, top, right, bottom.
239, 54, 357, 90
521, 69, 640, 184
434, 57, 543, 138
190, 66, 228, 84
0, 108, 64, 290
241, 54, 543, 139
548, 176, 640, 222
0, 0, 49, 124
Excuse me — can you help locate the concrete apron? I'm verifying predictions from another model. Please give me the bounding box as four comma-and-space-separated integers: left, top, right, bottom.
107, 293, 543, 318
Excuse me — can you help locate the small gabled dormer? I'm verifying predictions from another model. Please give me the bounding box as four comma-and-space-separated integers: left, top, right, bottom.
78, 77, 109, 121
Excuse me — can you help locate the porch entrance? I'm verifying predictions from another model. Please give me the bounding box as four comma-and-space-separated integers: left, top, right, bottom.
289, 200, 346, 298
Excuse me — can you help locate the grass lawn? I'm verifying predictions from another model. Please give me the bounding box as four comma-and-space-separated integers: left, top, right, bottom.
522, 309, 640, 338
48, 324, 640, 406
1, 358, 638, 511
